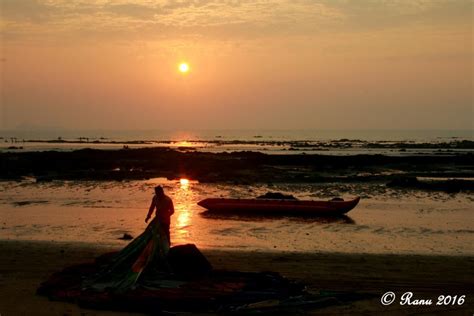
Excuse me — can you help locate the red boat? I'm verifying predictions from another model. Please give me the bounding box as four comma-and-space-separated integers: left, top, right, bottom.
197, 196, 360, 216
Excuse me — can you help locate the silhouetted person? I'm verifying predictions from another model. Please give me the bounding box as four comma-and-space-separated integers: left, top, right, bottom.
146, 186, 174, 245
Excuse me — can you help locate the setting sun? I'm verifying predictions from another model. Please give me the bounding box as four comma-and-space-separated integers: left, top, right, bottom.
180, 178, 190, 186
179, 63, 189, 73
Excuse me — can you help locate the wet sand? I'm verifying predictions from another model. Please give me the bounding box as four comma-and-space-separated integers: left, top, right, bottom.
2, 179, 473, 255
1, 240, 472, 315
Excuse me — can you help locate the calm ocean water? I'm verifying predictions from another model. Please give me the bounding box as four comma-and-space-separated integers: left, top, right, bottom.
1, 129, 472, 142
1, 129, 472, 154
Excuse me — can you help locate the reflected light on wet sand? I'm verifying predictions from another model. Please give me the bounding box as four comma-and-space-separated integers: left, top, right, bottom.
2, 180, 472, 255
172, 179, 195, 243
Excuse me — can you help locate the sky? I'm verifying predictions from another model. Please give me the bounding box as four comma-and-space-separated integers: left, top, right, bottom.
0, 0, 472, 130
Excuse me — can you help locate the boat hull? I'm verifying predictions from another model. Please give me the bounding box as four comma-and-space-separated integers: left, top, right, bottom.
197, 197, 360, 216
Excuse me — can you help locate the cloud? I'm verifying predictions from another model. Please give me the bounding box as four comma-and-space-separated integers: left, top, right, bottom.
0, 0, 58, 22
0, 0, 343, 41
320, 0, 472, 30
0, 0, 471, 42
105, 3, 161, 20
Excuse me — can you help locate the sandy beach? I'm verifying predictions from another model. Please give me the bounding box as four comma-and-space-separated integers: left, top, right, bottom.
1, 240, 472, 315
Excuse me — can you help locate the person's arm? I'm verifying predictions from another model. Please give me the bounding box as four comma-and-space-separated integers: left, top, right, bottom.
145, 196, 156, 223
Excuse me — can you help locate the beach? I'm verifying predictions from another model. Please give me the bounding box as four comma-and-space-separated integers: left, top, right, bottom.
1, 240, 472, 315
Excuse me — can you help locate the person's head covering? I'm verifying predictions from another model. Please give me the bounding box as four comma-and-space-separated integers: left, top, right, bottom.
154, 185, 164, 195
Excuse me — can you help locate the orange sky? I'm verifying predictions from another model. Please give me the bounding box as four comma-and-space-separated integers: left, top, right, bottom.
0, 0, 472, 130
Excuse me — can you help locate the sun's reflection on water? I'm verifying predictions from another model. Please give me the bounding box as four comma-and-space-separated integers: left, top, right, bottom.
171, 179, 197, 244
179, 178, 190, 188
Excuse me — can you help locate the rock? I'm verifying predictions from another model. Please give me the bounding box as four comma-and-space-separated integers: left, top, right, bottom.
118, 233, 133, 240
168, 244, 212, 278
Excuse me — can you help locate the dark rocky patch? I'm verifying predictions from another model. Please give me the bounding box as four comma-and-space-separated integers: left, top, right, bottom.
0, 148, 472, 187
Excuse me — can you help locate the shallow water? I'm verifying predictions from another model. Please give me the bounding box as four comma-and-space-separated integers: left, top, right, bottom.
1, 128, 472, 142
1, 129, 472, 155
0, 179, 472, 255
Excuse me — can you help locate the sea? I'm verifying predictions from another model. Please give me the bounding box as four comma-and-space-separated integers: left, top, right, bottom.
0, 129, 472, 155
1, 129, 472, 142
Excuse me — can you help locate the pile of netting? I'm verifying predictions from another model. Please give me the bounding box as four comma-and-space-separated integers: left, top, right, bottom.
38, 220, 365, 313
